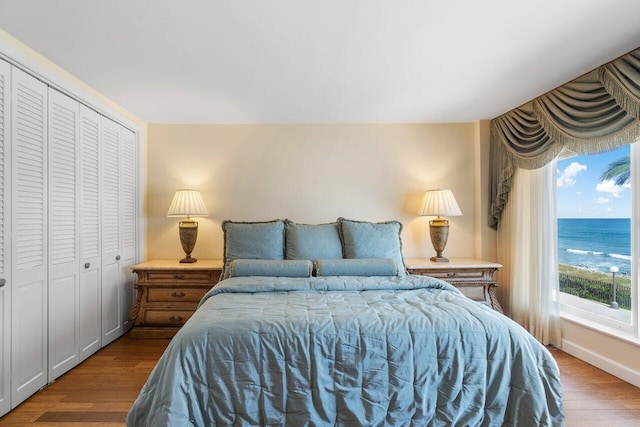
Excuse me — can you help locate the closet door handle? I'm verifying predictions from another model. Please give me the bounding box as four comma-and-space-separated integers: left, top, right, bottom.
0, 278, 5, 288
84, 262, 91, 269
116, 255, 121, 261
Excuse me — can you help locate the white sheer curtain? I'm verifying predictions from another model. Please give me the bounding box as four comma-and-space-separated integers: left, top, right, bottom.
497, 160, 561, 346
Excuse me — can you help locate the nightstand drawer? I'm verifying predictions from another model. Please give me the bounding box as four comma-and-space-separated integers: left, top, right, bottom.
143, 310, 194, 326
147, 287, 208, 303
423, 270, 486, 281
145, 271, 214, 283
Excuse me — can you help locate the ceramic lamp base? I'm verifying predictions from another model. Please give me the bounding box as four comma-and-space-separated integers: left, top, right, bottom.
429, 217, 450, 263
178, 219, 199, 263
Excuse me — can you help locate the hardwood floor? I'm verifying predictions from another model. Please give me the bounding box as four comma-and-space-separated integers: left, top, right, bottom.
550, 348, 640, 427
0, 335, 169, 426
0, 336, 639, 426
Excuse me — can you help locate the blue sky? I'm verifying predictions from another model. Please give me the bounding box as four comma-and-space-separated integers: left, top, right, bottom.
557, 145, 631, 218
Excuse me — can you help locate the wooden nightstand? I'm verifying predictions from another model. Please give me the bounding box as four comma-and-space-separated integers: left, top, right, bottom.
128, 259, 223, 339
405, 258, 503, 313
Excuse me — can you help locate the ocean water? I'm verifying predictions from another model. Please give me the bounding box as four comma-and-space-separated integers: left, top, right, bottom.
558, 218, 631, 276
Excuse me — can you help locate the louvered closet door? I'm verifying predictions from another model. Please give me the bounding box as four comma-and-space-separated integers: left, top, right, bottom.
47, 89, 80, 381
120, 127, 136, 330
78, 105, 101, 361
101, 117, 122, 346
10, 67, 48, 407
0, 59, 12, 418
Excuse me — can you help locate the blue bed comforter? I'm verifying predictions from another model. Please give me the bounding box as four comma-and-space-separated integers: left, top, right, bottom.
127, 275, 564, 426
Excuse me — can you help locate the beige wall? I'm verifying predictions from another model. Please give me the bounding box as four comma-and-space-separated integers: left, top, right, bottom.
146, 123, 477, 261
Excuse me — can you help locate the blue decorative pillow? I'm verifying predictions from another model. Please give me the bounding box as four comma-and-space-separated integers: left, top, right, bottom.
285, 220, 343, 262
338, 218, 406, 275
221, 220, 285, 279
229, 259, 313, 277
315, 258, 398, 276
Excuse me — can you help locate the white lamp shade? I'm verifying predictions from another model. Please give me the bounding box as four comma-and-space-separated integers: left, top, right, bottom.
418, 189, 462, 217
167, 189, 209, 217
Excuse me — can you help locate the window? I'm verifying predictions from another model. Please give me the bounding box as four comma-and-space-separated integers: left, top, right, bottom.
557, 143, 638, 335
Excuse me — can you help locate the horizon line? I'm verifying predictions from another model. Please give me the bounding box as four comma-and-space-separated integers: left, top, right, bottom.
558, 217, 631, 219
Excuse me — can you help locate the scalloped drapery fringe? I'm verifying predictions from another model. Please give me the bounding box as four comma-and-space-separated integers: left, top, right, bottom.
532, 99, 640, 155
599, 66, 640, 121
491, 113, 562, 170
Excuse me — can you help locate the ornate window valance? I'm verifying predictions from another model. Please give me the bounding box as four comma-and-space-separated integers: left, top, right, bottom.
490, 48, 640, 229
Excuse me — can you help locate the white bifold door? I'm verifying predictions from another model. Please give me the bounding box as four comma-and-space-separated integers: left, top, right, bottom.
47, 90, 106, 379
11, 67, 48, 407
47, 89, 80, 381
101, 117, 136, 346
78, 105, 102, 362
0, 58, 11, 418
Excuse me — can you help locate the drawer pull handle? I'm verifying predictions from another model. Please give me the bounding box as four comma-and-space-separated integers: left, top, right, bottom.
173, 274, 185, 279
447, 272, 457, 277
169, 316, 183, 322
171, 291, 186, 298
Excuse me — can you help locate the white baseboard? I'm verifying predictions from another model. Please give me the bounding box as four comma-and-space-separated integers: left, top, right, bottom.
561, 339, 640, 388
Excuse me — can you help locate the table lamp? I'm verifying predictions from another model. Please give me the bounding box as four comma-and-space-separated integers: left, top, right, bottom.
167, 189, 209, 263
418, 189, 462, 262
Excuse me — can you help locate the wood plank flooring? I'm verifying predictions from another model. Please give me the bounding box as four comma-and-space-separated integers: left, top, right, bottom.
0, 335, 169, 426
0, 335, 639, 426
550, 348, 640, 427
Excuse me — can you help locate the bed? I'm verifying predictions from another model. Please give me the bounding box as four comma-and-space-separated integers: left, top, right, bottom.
126, 219, 564, 426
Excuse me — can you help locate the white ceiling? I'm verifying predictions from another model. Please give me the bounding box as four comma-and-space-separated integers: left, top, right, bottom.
1, 0, 639, 124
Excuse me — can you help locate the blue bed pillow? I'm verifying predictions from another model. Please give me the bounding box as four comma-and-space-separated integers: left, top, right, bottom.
285, 220, 343, 262
338, 218, 407, 276
221, 220, 285, 279
229, 259, 313, 277
315, 258, 398, 276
